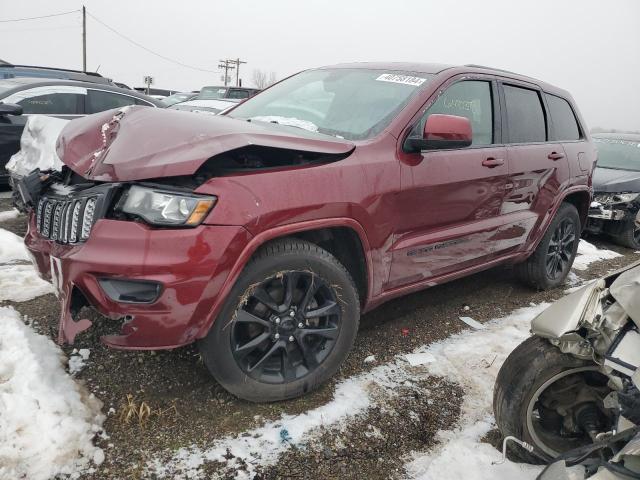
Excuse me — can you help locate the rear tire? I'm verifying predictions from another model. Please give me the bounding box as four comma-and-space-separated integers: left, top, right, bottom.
198, 238, 360, 402
517, 203, 581, 290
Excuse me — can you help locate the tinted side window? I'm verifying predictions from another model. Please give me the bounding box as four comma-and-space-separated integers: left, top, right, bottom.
227, 89, 249, 99
545, 94, 581, 141
16, 91, 82, 114
503, 85, 546, 143
419, 80, 493, 145
87, 90, 139, 113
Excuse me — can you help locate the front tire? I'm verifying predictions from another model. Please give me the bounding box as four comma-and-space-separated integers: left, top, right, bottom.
493, 336, 610, 463
198, 239, 360, 402
612, 211, 640, 250
517, 203, 581, 290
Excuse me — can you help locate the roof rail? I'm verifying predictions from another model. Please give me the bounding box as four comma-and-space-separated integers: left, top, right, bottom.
0, 59, 12, 66
464, 64, 521, 75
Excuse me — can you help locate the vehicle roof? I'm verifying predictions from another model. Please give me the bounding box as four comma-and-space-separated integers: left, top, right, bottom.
322, 62, 455, 74
320, 62, 570, 97
201, 85, 259, 90
593, 132, 640, 142
0, 77, 163, 106
0, 63, 115, 85
3, 63, 105, 78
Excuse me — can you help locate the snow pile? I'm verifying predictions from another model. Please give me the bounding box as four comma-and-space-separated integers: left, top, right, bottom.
0, 306, 105, 480
0, 265, 54, 302
0, 228, 53, 301
572, 239, 621, 271
0, 228, 30, 263
405, 303, 550, 479
0, 209, 20, 222
6, 115, 68, 176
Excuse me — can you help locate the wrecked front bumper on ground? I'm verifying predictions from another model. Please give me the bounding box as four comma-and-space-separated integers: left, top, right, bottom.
25, 208, 251, 350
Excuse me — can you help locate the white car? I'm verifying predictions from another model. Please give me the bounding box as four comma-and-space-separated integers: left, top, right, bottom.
168, 98, 240, 115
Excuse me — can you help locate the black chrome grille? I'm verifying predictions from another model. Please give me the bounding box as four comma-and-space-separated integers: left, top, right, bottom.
37, 196, 101, 244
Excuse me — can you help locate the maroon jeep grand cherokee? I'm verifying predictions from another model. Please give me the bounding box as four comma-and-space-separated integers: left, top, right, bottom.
20, 63, 596, 401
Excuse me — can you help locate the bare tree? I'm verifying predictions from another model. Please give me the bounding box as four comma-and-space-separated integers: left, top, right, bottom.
252, 69, 278, 89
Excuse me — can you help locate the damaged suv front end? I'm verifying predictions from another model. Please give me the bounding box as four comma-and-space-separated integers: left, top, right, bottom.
586, 134, 640, 249
18, 102, 356, 350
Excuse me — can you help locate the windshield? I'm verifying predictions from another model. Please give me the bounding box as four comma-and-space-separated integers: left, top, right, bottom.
198, 87, 227, 100
228, 68, 433, 140
595, 137, 640, 172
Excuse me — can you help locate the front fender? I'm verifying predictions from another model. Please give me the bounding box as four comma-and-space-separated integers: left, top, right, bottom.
195, 217, 374, 339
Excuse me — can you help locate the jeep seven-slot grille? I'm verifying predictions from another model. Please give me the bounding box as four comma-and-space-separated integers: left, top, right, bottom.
36, 196, 99, 244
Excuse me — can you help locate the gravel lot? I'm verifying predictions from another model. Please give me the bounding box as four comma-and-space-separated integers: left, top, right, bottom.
1, 194, 638, 479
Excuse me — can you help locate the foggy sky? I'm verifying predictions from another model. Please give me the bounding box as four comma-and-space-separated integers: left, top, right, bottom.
2, 0, 639, 131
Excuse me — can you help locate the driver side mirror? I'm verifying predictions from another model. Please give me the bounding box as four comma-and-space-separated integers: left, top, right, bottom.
405, 114, 472, 152
0, 103, 23, 116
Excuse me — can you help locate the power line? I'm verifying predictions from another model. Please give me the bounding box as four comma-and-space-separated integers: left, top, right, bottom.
86, 11, 217, 73
0, 9, 79, 23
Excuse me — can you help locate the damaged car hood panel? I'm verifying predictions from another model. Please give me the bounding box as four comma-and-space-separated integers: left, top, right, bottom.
593, 167, 640, 193
56, 106, 355, 181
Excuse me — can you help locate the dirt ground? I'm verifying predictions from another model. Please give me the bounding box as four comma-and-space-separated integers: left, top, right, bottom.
1, 195, 638, 479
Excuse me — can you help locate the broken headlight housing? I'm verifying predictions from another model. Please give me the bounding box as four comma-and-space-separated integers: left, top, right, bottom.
592, 193, 639, 205
120, 186, 216, 226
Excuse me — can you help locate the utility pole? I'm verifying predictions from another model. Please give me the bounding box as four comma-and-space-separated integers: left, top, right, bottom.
232, 58, 247, 87
82, 6, 87, 71
218, 59, 235, 87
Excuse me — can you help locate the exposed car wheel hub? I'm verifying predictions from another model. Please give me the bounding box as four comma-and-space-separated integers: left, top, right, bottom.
231, 271, 341, 384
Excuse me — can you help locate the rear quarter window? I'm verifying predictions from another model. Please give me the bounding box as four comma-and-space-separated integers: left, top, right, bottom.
87, 90, 144, 113
545, 93, 581, 141
503, 84, 546, 143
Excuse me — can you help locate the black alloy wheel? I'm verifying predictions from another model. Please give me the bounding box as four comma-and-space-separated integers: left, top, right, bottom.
517, 203, 581, 290
231, 271, 341, 384
198, 238, 360, 402
545, 218, 577, 281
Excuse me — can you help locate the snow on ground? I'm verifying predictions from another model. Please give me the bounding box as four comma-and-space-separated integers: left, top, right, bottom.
0, 264, 54, 302
0, 228, 53, 301
404, 303, 549, 479
572, 239, 621, 271
149, 372, 377, 479
150, 304, 553, 479
0, 209, 20, 222
0, 306, 105, 480
0, 228, 30, 263
69, 348, 92, 375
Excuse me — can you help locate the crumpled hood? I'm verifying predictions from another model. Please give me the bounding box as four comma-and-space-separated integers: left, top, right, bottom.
593, 167, 640, 193
56, 106, 355, 181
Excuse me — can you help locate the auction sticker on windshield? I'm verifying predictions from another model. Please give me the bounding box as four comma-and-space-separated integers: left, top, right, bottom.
376, 73, 426, 86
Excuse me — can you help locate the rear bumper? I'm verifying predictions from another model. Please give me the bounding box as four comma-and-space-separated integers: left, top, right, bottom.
25, 215, 252, 349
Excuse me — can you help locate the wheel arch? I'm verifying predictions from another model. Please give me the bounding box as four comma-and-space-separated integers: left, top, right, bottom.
561, 189, 592, 231
196, 218, 373, 338
524, 187, 592, 256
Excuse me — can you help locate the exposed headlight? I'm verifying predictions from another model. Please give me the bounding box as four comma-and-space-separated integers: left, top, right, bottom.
593, 192, 640, 205
121, 186, 216, 226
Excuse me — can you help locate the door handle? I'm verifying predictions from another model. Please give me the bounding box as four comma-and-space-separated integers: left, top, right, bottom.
482, 157, 504, 168
548, 152, 565, 161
